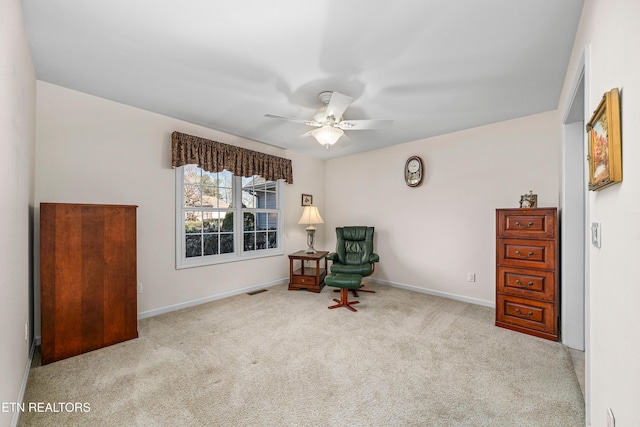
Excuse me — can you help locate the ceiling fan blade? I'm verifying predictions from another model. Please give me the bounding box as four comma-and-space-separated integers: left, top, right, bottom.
337, 119, 394, 130
325, 92, 353, 120
264, 114, 320, 127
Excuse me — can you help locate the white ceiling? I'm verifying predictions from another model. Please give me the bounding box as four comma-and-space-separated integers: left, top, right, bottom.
21, 0, 584, 160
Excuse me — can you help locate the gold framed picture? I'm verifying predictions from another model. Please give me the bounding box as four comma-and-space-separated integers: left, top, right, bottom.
586, 88, 622, 191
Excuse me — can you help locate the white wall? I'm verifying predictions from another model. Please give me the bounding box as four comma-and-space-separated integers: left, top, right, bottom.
0, 0, 36, 425
34, 82, 325, 335
557, 0, 640, 425
325, 111, 560, 306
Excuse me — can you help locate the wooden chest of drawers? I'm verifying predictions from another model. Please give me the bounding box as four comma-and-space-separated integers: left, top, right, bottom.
495, 208, 558, 341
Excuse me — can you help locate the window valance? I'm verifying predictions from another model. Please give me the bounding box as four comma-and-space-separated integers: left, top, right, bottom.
171, 131, 293, 184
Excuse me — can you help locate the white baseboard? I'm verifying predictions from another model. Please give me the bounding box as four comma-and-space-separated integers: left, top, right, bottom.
137, 278, 289, 319
13, 339, 36, 427
138, 277, 494, 320
33, 277, 492, 345
367, 278, 495, 308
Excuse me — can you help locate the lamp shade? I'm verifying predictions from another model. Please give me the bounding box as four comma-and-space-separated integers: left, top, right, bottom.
298, 206, 324, 225
311, 125, 344, 146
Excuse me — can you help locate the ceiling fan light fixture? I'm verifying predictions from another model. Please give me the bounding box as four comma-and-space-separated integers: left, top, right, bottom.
311, 125, 344, 147
265, 90, 392, 149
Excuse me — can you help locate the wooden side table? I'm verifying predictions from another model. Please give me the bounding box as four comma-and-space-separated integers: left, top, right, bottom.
288, 250, 329, 293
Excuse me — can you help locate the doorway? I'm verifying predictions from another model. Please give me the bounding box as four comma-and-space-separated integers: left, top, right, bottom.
561, 67, 586, 350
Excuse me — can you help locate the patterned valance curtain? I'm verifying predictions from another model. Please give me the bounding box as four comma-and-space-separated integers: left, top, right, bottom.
171, 131, 293, 184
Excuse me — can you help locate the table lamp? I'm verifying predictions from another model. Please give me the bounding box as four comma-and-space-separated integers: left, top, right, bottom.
298, 206, 324, 253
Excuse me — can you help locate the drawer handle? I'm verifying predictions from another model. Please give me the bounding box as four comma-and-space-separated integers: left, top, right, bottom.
515, 221, 535, 228
515, 308, 534, 318
515, 250, 534, 258
515, 279, 534, 288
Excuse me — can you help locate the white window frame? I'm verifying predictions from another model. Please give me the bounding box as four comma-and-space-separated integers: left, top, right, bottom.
175, 166, 285, 269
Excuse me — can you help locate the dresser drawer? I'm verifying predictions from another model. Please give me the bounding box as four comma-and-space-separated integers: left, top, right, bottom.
497, 238, 556, 270
497, 266, 556, 301
496, 295, 556, 335
290, 274, 316, 285
288, 270, 326, 293
497, 208, 557, 238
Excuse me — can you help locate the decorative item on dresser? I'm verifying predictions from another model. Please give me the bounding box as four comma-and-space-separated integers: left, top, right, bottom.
518, 190, 537, 208
495, 208, 559, 341
40, 203, 138, 364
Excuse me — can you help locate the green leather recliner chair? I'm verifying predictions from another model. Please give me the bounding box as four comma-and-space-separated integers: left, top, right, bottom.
327, 226, 380, 297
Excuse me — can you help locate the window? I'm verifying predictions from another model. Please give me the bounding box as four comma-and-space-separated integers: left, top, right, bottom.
176, 165, 284, 268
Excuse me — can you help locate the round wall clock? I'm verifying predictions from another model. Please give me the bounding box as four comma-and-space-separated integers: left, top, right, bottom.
405, 156, 423, 187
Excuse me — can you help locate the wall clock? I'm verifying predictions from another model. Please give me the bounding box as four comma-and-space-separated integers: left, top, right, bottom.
405, 156, 423, 187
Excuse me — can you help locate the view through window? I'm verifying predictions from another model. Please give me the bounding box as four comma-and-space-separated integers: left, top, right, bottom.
176, 165, 283, 268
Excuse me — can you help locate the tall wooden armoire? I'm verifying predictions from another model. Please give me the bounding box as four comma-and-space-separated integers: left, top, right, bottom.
40, 203, 138, 364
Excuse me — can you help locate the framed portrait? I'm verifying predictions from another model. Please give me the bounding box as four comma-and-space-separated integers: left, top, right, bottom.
586, 88, 622, 191
301, 194, 313, 206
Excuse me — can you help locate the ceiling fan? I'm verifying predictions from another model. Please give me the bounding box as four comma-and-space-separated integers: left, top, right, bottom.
265, 91, 393, 148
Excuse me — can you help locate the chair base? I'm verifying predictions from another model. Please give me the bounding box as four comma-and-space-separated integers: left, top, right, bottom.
333, 284, 376, 298
325, 273, 363, 312
328, 288, 360, 312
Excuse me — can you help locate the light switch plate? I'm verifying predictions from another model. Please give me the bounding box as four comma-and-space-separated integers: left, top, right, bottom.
591, 222, 601, 248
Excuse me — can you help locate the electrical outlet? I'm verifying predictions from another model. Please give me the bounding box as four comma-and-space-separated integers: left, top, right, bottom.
137, 282, 142, 294
607, 408, 615, 427
467, 273, 476, 282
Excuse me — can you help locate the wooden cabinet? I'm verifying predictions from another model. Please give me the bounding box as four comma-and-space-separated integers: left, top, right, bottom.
40, 203, 138, 364
288, 250, 328, 293
495, 208, 558, 341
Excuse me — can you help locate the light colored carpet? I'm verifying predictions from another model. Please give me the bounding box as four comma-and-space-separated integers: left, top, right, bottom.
19, 283, 585, 426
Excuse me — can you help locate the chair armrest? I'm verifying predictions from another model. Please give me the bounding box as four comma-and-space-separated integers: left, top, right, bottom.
369, 253, 380, 263
327, 252, 338, 261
